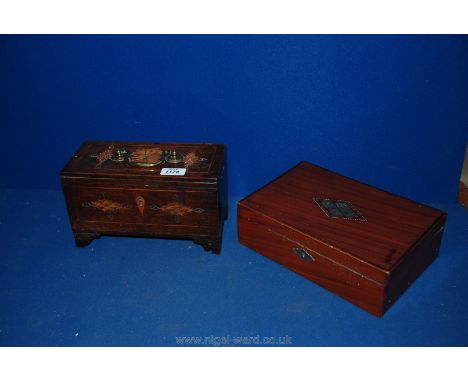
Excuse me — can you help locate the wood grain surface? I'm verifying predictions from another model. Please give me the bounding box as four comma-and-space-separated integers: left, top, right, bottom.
238, 161, 446, 316
61, 141, 227, 253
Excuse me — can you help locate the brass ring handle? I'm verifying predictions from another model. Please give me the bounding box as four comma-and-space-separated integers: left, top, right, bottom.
292, 247, 315, 262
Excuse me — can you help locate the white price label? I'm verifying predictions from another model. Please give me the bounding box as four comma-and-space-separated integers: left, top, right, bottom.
160, 168, 186, 176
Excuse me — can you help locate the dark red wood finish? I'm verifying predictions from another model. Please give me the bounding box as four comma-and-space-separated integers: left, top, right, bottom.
237, 162, 446, 316
61, 141, 227, 253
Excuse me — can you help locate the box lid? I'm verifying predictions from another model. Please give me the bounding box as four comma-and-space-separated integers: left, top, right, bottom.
239, 162, 446, 280
61, 141, 225, 183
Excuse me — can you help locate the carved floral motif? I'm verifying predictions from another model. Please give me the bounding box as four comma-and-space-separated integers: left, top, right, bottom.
150, 201, 204, 223
160, 202, 194, 216
150, 202, 204, 216
129, 148, 163, 164
82, 192, 203, 222
82, 193, 132, 216
91, 145, 209, 170
183, 151, 199, 168
95, 145, 114, 166
89, 199, 124, 212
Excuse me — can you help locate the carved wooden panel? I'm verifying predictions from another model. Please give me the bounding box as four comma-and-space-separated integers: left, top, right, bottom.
76, 188, 215, 226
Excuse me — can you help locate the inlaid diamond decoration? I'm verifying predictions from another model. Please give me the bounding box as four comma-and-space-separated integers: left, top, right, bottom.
314, 198, 366, 221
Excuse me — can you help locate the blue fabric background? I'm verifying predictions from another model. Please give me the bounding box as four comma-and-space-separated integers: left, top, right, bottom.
0, 35, 467, 346
1, 35, 467, 201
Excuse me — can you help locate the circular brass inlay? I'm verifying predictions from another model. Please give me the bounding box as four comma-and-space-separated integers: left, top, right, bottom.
129, 148, 164, 167
130, 160, 164, 167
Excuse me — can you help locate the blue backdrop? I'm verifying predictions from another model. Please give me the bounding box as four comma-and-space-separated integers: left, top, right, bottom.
1, 35, 467, 200
1, 35, 468, 347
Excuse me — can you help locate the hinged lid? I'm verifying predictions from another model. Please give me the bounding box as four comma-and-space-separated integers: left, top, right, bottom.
239, 161, 446, 281
61, 141, 226, 184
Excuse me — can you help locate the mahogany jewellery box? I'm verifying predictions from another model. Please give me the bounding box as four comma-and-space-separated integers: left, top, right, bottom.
61, 141, 227, 254
237, 161, 447, 316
